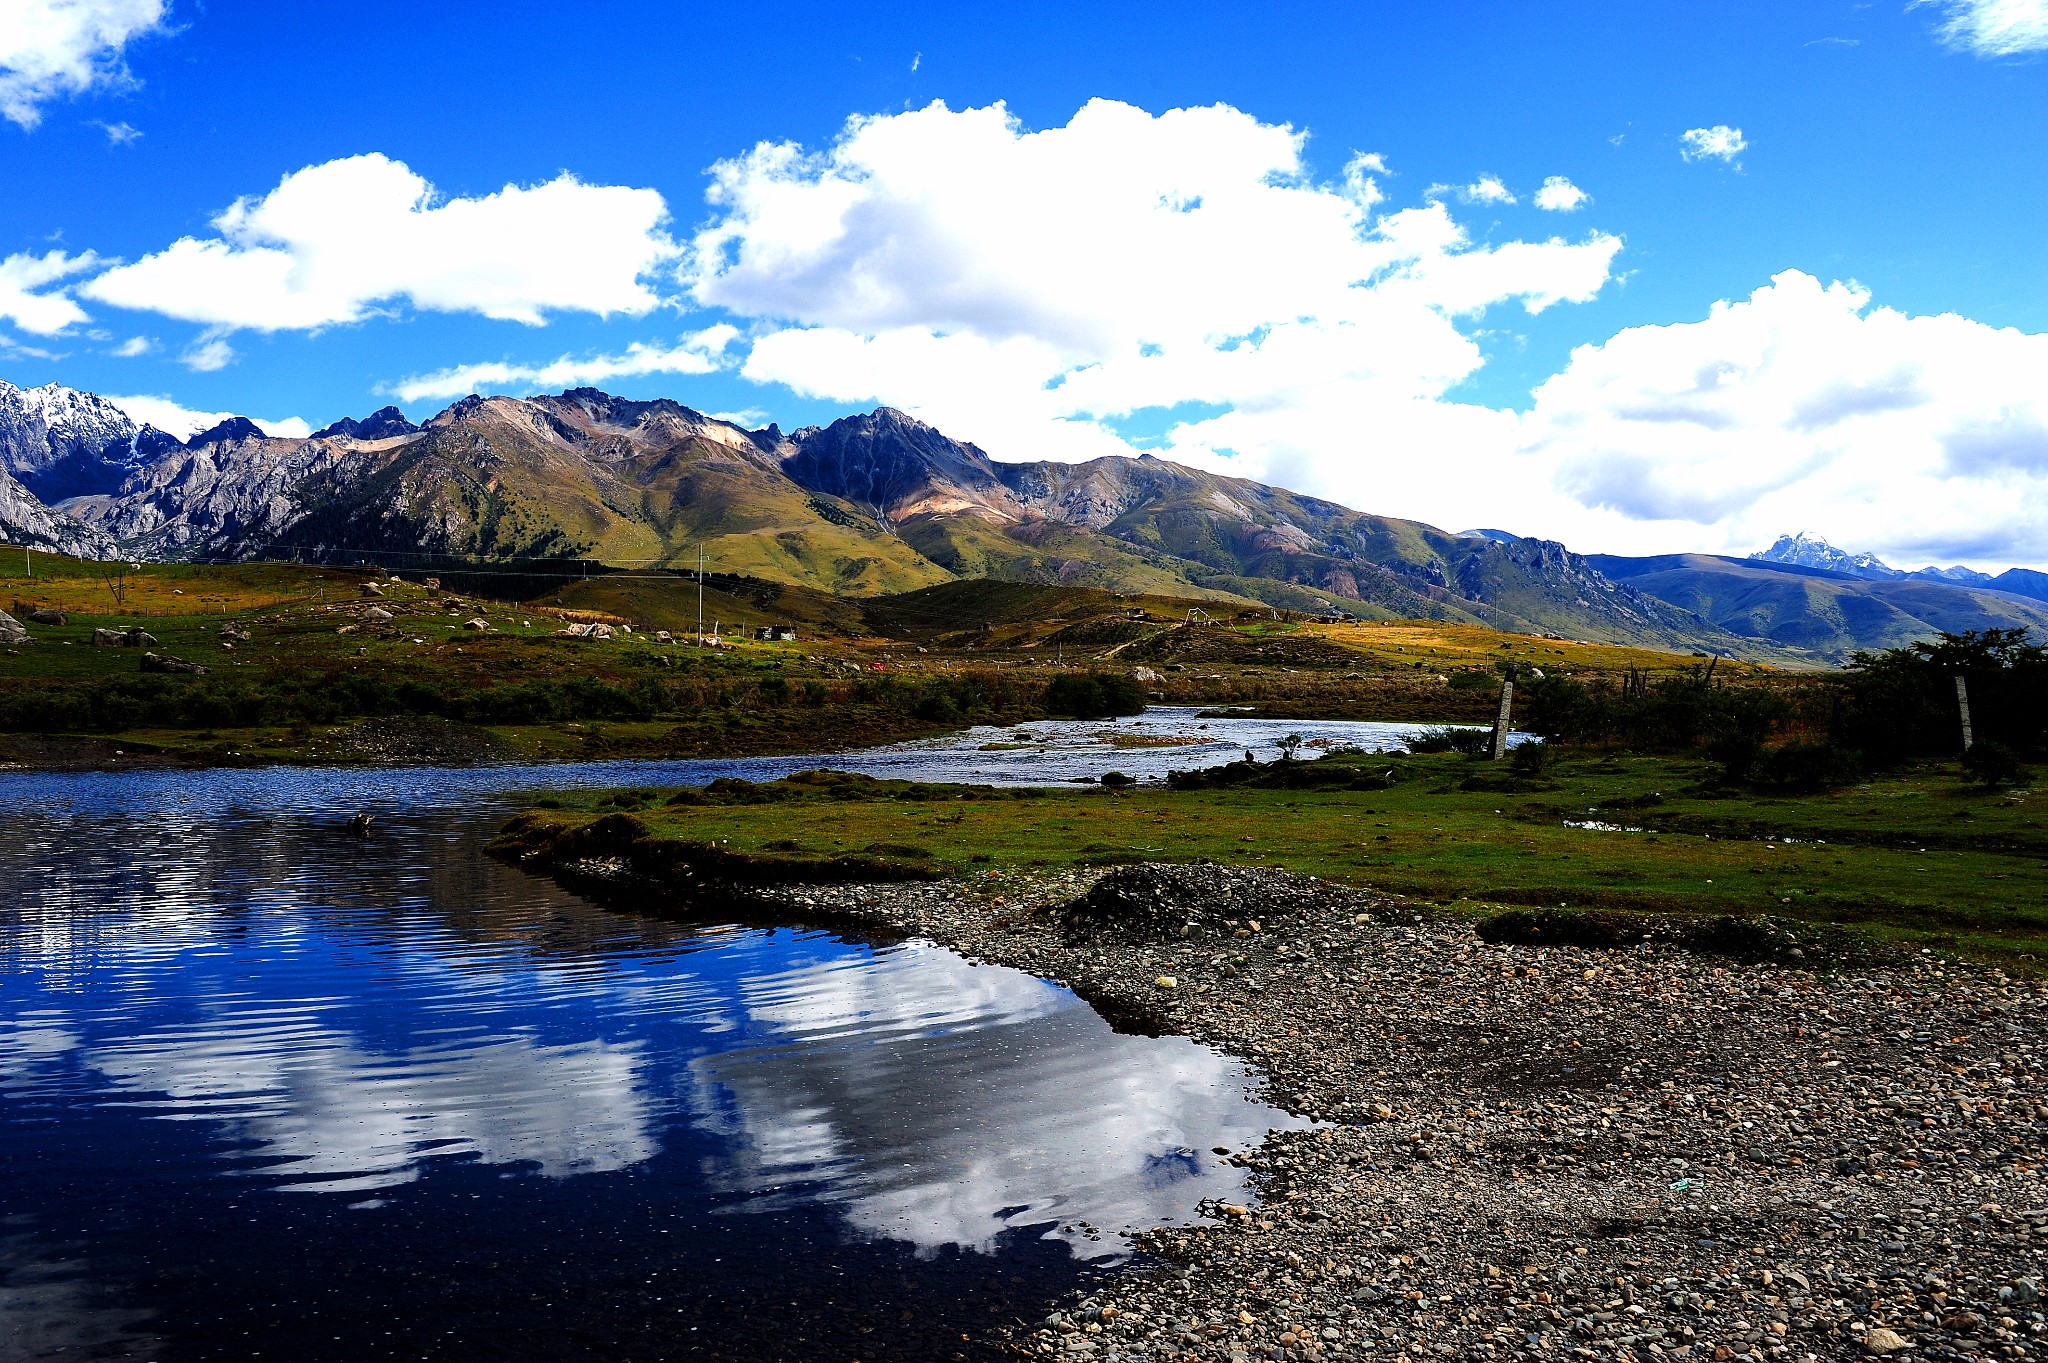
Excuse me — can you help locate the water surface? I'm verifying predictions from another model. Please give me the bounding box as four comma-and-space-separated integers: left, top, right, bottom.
0, 720, 1383, 1360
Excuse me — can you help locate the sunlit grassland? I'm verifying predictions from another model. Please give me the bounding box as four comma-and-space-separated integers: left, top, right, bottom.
531, 751, 2048, 971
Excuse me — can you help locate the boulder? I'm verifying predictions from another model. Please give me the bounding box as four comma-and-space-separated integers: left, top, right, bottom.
218, 622, 251, 641
360, 581, 384, 597
140, 651, 209, 675
464, 618, 488, 630
555, 622, 614, 640
91, 626, 124, 646
0, 610, 29, 646
26, 608, 64, 625
363, 607, 395, 623
94, 626, 155, 647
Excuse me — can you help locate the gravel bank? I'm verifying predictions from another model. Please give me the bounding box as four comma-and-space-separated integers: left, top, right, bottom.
745, 863, 2048, 1363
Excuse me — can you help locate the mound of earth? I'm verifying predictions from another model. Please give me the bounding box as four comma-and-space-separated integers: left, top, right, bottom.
1056, 861, 1371, 944
312, 716, 516, 766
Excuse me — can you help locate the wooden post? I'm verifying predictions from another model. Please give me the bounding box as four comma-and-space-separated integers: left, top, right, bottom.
1488, 664, 1517, 760
1955, 674, 1974, 752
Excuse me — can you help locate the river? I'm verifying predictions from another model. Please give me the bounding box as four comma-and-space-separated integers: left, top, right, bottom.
0, 713, 1468, 1361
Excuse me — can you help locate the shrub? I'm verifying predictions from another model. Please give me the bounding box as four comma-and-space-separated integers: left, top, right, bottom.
1041, 673, 1147, 718
1408, 725, 1490, 755
1507, 739, 1551, 777
1751, 739, 1863, 792
1962, 739, 2028, 787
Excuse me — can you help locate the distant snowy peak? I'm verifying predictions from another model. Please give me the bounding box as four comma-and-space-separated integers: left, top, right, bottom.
1751, 531, 1901, 581
1457, 528, 1524, 544
1750, 531, 1997, 585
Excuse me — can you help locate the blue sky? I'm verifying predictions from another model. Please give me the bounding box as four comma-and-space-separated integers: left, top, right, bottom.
2, 0, 2045, 563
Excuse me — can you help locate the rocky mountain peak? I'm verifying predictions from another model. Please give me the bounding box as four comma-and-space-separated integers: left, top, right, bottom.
1, 379, 148, 500
782, 407, 1012, 526
312, 406, 420, 441
187, 416, 269, 447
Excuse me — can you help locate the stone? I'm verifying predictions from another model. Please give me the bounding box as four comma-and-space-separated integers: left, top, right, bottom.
1862, 1328, 1912, 1354
140, 651, 208, 675
0, 610, 29, 645
464, 618, 488, 630
26, 607, 63, 624
90, 626, 123, 645
361, 582, 383, 596
363, 607, 394, 623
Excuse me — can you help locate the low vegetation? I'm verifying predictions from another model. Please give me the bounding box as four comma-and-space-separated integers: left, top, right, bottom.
503, 742, 2048, 973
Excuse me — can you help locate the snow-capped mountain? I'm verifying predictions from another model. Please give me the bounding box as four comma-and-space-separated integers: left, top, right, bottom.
1750, 531, 2001, 588
0, 381, 181, 503
1750, 531, 1902, 580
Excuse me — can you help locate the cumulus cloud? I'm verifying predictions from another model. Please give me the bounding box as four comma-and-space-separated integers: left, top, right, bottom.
390, 325, 740, 402
1917, 0, 2048, 55
1680, 125, 1748, 164
1517, 270, 2048, 565
688, 97, 1620, 479
105, 392, 310, 439
109, 333, 151, 355
179, 334, 233, 371
1462, 174, 1516, 205
0, 249, 99, 334
1534, 176, 1589, 212
93, 116, 138, 143
82, 153, 678, 331
0, 0, 167, 129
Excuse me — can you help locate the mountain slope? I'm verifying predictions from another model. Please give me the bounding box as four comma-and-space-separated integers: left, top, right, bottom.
0, 467, 117, 558
1589, 553, 2048, 656
17, 377, 2045, 661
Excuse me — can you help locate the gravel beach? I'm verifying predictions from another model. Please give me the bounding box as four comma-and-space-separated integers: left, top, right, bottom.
743, 862, 2048, 1363
508, 832, 2048, 1362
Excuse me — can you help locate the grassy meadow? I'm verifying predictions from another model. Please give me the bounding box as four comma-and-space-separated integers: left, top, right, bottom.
515, 748, 2048, 972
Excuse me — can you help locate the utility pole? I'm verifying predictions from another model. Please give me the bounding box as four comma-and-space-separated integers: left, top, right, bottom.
1956, 674, 1974, 752
1488, 664, 1517, 760
696, 545, 705, 645
23, 545, 30, 578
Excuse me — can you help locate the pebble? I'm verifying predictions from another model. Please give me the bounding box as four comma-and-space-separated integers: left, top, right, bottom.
724, 862, 2048, 1363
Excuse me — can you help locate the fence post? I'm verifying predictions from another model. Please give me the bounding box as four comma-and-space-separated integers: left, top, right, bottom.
1488, 664, 1517, 760
1955, 674, 1973, 753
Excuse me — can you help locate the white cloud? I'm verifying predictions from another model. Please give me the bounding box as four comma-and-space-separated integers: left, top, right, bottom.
1462, 174, 1516, 205
105, 392, 310, 439
179, 334, 233, 371
0, 0, 167, 129
390, 325, 739, 402
82, 152, 678, 331
93, 116, 138, 143
110, 333, 151, 355
1534, 175, 1589, 212
0, 248, 99, 334
1515, 270, 2048, 566
1680, 125, 1748, 164
689, 97, 1620, 479
1917, 0, 2048, 55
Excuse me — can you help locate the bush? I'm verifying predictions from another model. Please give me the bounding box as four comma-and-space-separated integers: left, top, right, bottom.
1041, 672, 1147, 718
1962, 739, 2028, 787
1409, 725, 1490, 755
1751, 739, 1863, 792
1507, 739, 1552, 776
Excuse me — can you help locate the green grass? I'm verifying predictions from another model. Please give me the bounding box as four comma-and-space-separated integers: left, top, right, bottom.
517, 749, 2048, 972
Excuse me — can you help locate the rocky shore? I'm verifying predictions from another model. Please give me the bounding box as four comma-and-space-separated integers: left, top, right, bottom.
530, 844, 2048, 1363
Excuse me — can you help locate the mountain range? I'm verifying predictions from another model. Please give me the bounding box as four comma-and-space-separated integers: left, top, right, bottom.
3, 376, 2046, 662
